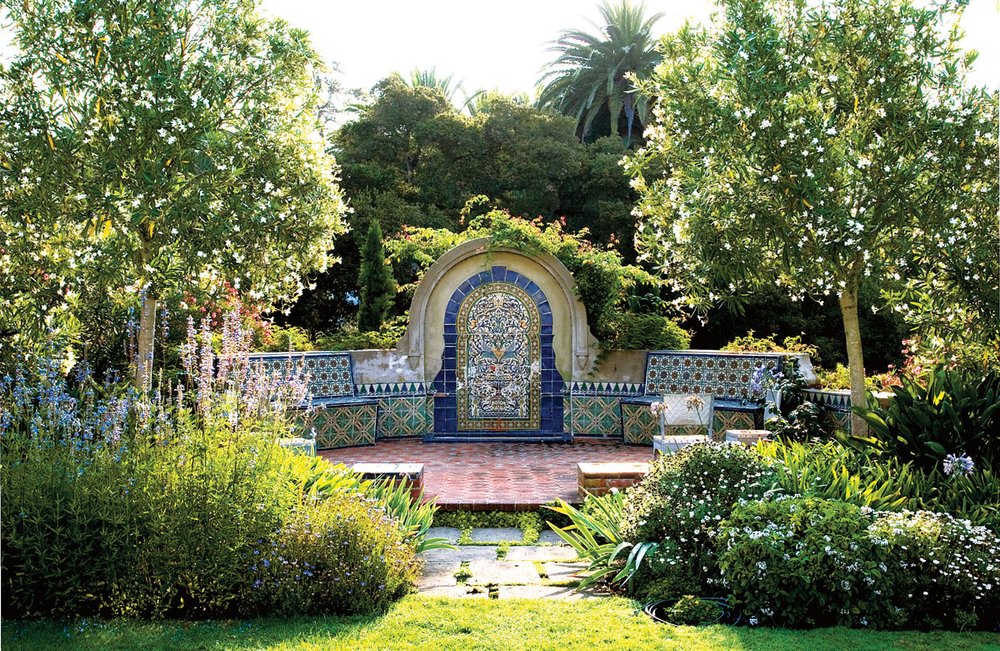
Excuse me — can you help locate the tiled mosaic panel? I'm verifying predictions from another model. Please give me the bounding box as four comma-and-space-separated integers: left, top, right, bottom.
248, 353, 354, 398
713, 409, 758, 433
457, 282, 541, 431
296, 403, 377, 449
644, 352, 785, 401
622, 402, 659, 445
564, 396, 621, 437
377, 396, 433, 438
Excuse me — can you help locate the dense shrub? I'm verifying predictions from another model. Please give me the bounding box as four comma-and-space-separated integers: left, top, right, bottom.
868, 511, 999, 630
2, 317, 424, 619
855, 365, 1000, 471
718, 497, 889, 629
604, 312, 691, 350
620, 443, 779, 596
244, 494, 418, 616
758, 440, 1000, 531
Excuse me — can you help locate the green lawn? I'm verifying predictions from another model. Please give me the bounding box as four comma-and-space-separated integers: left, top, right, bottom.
3, 596, 998, 651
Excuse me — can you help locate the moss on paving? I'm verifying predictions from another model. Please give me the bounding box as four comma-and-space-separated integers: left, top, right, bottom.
3, 595, 998, 651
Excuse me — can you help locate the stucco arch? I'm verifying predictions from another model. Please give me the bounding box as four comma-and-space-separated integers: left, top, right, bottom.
397, 238, 599, 382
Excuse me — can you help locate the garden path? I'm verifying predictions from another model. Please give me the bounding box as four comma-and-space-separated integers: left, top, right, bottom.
416, 527, 602, 600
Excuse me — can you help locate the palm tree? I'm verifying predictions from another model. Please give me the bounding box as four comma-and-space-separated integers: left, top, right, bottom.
537, 1, 663, 146
401, 67, 463, 103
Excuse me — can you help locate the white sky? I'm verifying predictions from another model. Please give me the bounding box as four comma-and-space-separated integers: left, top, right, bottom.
260, 0, 999, 96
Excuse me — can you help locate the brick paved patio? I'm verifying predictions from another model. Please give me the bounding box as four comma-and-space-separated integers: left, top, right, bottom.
321, 439, 654, 510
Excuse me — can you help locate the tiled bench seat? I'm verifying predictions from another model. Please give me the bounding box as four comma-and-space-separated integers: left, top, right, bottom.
248, 352, 378, 449
619, 395, 763, 445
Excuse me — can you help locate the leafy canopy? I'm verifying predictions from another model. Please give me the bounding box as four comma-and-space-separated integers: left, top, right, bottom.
0, 0, 347, 358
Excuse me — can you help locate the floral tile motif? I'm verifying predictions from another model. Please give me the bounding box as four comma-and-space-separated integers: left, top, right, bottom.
457, 282, 541, 431
248, 352, 354, 398
564, 396, 621, 436
378, 396, 433, 438
296, 403, 377, 449
644, 352, 785, 401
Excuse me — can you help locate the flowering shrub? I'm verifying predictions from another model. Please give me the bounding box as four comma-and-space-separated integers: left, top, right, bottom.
718, 497, 890, 629
1, 315, 423, 619
868, 511, 999, 631
244, 493, 418, 616
620, 443, 779, 596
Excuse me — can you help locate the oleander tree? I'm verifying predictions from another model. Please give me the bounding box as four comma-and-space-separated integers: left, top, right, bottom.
0, 0, 348, 386
624, 0, 998, 432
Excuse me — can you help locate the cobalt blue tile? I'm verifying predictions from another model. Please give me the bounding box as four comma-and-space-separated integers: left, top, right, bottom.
541, 325, 552, 335
514, 275, 530, 289
477, 271, 491, 284
491, 266, 506, 278
524, 281, 539, 295
444, 324, 456, 335
459, 279, 474, 294
537, 301, 550, 313
541, 313, 553, 326
447, 299, 460, 313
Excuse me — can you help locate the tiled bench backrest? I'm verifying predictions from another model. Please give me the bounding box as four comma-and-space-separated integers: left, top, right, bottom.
644, 351, 787, 401
247, 351, 356, 398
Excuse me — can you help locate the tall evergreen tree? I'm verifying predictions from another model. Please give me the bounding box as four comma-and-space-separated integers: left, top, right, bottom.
357, 221, 395, 332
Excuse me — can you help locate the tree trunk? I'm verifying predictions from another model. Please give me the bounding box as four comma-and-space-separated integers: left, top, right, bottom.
134, 293, 157, 390
838, 282, 868, 436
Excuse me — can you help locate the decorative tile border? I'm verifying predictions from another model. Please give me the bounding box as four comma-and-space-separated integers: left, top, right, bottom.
564, 381, 644, 396
644, 351, 786, 401
248, 351, 355, 398
803, 388, 852, 412
357, 382, 430, 397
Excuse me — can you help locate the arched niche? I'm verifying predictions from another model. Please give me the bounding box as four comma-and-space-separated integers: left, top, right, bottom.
397, 238, 599, 383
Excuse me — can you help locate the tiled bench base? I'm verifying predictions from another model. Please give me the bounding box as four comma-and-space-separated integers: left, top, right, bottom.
577, 462, 649, 499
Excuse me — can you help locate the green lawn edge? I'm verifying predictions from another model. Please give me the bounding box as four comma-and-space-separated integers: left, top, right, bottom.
3, 595, 998, 651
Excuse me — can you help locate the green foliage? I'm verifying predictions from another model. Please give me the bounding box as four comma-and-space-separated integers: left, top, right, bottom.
816, 363, 895, 392
756, 440, 1000, 530
546, 491, 630, 589
718, 497, 888, 628
387, 206, 661, 346
626, 0, 997, 425
0, 0, 347, 365
537, 0, 663, 144
620, 443, 779, 596
766, 401, 826, 442
243, 493, 418, 616
664, 596, 724, 626
255, 325, 317, 352
603, 313, 691, 350
854, 366, 1000, 471
868, 511, 999, 631
357, 221, 395, 332
315, 316, 408, 351
433, 509, 542, 545
721, 331, 816, 357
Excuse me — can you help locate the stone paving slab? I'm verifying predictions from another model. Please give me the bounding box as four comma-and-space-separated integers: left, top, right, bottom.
537, 530, 565, 545
467, 559, 541, 585
420, 545, 498, 563
416, 561, 460, 589
542, 562, 588, 583
426, 527, 462, 543
505, 545, 579, 562
498, 585, 599, 600
420, 585, 488, 598
469, 527, 524, 543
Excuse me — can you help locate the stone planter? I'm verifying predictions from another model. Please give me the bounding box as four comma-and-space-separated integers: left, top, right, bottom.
644, 596, 742, 626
